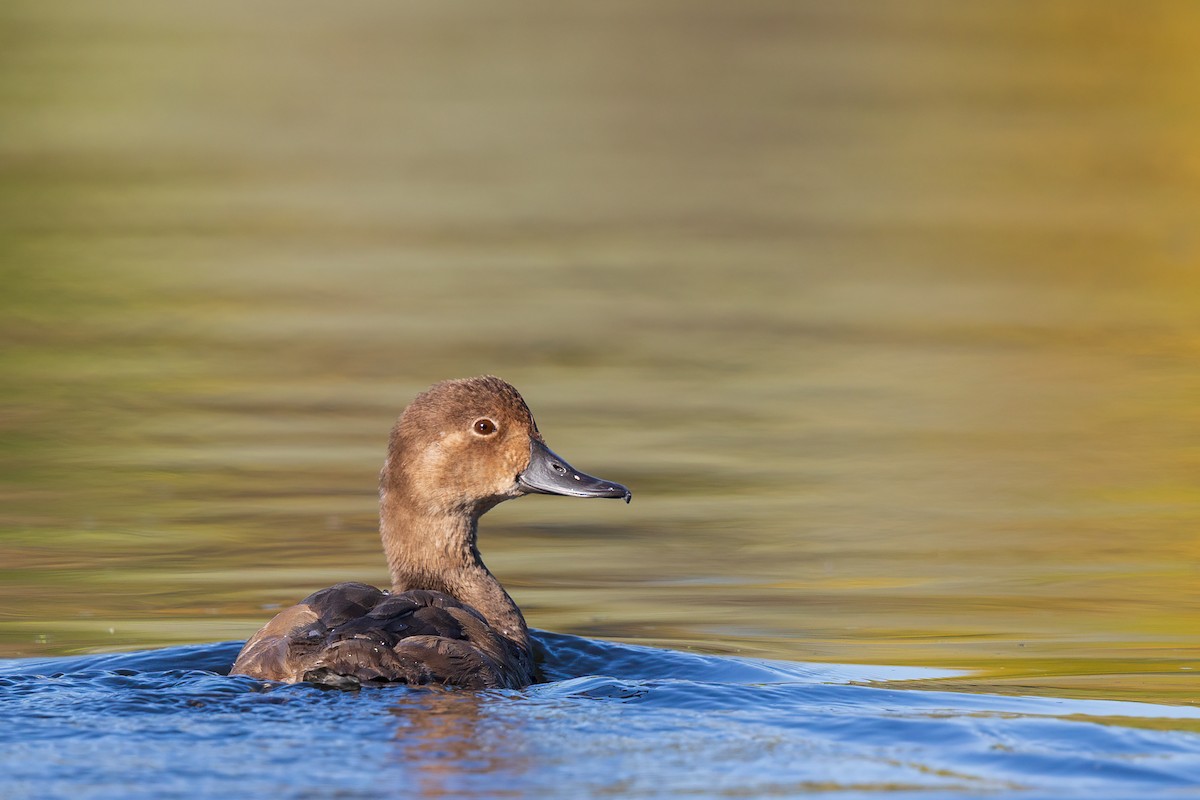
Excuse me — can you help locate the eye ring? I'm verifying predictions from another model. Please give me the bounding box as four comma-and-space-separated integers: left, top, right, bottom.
472, 418, 498, 436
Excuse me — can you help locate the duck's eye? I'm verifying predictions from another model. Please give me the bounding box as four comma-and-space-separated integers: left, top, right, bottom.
473, 418, 498, 436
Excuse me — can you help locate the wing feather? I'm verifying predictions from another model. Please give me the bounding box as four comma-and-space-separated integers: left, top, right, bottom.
231, 582, 534, 688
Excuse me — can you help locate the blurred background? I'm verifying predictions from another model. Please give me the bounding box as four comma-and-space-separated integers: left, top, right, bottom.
2, 1, 1199, 702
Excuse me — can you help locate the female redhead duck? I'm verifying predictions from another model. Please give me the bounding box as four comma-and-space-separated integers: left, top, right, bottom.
231, 376, 630, 689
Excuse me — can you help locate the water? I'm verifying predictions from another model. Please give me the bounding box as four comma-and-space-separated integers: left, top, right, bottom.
3, 1, 1200, 796
3, 634, 1200, 799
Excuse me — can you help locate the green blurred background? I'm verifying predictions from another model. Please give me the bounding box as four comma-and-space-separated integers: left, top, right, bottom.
2, 1, 1199, 704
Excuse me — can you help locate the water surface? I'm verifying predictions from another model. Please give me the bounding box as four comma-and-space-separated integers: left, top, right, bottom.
4, 635, 1200, 799
2, 2, 1200, 795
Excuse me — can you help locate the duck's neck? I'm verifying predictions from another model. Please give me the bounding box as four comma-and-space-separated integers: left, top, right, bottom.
379, 497, 530, 649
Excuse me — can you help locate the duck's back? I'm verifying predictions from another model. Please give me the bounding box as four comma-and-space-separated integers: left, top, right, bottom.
231, 582, 535, 689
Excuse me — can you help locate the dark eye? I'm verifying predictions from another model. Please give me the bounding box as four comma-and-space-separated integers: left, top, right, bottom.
473, 418, 497, 436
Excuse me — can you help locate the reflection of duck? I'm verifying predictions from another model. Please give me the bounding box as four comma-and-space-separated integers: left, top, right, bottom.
388, 690, 528, 796
231, 376, 630, 689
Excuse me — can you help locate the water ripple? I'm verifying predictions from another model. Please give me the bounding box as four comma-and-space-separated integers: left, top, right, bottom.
1, 635, 1199, 799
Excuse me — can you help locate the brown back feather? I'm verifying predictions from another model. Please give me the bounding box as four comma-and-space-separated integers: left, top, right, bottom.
231, 582, 535, 689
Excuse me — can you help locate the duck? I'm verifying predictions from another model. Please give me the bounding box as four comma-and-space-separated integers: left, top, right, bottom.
230, 376, 630, 689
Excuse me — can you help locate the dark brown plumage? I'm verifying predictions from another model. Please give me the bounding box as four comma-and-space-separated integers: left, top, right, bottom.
231, 376, 630, 689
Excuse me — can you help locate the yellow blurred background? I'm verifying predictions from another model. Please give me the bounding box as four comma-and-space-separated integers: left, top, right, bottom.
2, 1, 1199, 703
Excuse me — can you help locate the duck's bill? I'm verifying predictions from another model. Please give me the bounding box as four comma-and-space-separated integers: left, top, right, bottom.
518, 439, 632, 503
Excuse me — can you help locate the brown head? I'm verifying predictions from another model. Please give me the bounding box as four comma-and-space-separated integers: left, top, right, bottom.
381, 376, 631, 520
376, 376, 629, 643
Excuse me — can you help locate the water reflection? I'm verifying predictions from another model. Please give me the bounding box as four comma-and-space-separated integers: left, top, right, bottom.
389, 691, 530, 798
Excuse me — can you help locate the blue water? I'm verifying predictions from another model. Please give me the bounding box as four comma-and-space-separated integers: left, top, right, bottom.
2, 633, 1199, 799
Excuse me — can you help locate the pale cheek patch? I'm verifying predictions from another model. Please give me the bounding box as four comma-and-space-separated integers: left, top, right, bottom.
502, 440, 530, 490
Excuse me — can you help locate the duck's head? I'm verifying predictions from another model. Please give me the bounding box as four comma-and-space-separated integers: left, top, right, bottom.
382, 376, 631, 518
